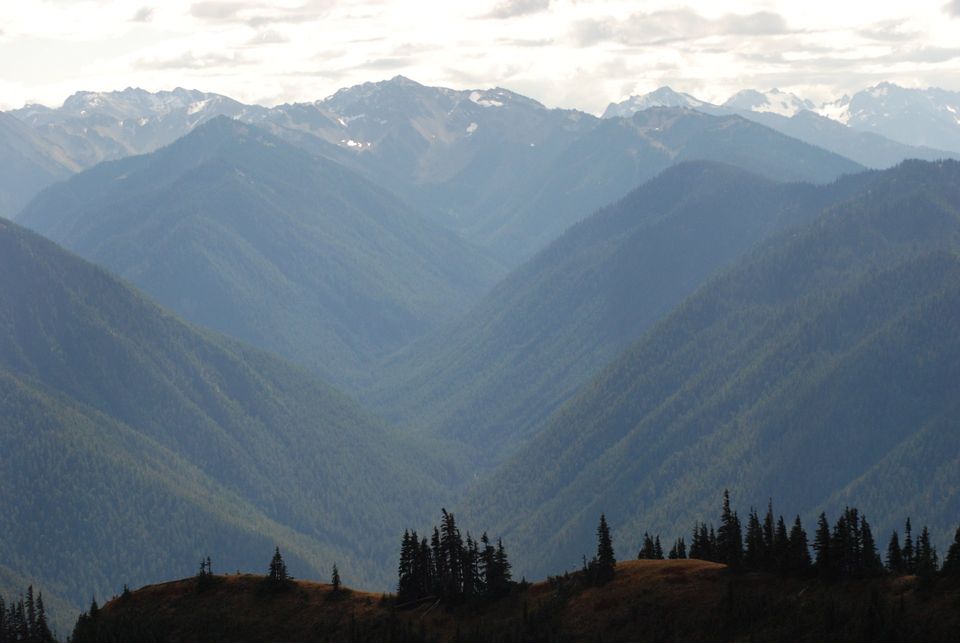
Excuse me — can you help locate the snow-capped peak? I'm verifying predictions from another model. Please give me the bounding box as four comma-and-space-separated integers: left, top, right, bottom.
602, 87, 706, 118
723, 88, 815, 118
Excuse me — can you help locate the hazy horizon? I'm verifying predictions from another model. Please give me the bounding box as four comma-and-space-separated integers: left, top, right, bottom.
3, 0, 960, 113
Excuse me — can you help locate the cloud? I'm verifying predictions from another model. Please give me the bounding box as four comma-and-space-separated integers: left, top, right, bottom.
946, 1, 960, 17
135, 50, 251, 70
483, 0, 550, 20
190, 1, 247, 22
189, 0, 331, 27
571, 9, 792, 47
246, 29, 289, 46
131, 7, 154, 23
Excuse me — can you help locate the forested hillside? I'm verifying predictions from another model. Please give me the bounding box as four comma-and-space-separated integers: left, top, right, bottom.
15, 116, 503, 387
467, 160, 960, 578
0, 218, 452, 621
368, 162, 878, 467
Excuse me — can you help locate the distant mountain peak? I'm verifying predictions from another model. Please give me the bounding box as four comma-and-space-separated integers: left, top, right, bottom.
723, 88, 815, 117
602, 87, 708, 118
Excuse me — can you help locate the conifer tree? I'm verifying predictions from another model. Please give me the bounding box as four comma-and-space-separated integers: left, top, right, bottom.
773, 516, 790, 574
942, 527, 960, 576
332, 564, 342, 592
788, 515, 811, 573
594, 514, 616, 584
813, 512, 832, 575
654, 535, 664, 560
885, 531, 903, 574
689, 522, 706, 560
762, 500, 775, 566
915, 526, 938, 578
744, 508, 765, 569
902, 518, 915, 574
35, 593, 54, 643
716, 490, 743, 567
860, 516, 882, 574
668, 537, 687, 559
637, 533, 657, 560
268, 546, 289, 584
25, 586, 36, 641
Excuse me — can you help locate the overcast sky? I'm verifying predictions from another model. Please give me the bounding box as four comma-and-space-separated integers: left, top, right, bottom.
2, 0, 960, 113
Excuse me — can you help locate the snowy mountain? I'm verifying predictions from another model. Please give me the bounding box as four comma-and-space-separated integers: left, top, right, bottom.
11, 87, 268, 167
816, 83, 960, 153
723, 88, 816, 117
602, 87, 708, 118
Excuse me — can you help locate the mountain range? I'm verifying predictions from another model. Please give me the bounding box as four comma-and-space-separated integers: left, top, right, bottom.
12, 77, 957, 264
364, 161, 878, 467
16, 116, 502, 387
605, 85, 960, 169
4, 73, 960, 631
465, 159, 960, 579
0, 215, 451, 620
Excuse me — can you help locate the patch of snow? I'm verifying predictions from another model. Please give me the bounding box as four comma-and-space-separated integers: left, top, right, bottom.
816, 97, 852, 125
466, 122, 478, 135
470, 91, 504, 108
138, 117, 149, 126
337, 117, 347, 127
187, 98, 211, 115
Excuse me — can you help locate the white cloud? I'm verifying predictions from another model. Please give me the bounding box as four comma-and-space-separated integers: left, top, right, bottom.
0, 1, 958, 114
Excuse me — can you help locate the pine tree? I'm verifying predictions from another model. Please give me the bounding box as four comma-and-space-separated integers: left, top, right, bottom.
416, 536, 433, 598
716, 490, 743, 567
744, 508, 765, 570
902, 518, 915, 574
860, 515, 882, 574
813, 512, 832, 576
25, 586, 36, 641
440, 509, 464, 598
915, 526, 938, 578
398, 530, 416, 600
35, 593, 54, 643
886, 531, 904, 574
268, 546, 289, 584
762, 500, 775, 567
788, 515, 811, 574
668, 537, 687, 559
654, 535, 664, 560
942, 527, 960, 576
773, 516, 790, 574
332, 564, 342, 592
637, 533, 657, 560
594, 514, 616, 584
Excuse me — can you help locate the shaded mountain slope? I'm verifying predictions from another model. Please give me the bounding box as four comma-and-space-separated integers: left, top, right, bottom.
733, 109, 960, 169
0, 218, 450, 620
367, 162, 878, 467
466, 160, 960, 578
0, 112, 78, 218
16, 117, 503, 387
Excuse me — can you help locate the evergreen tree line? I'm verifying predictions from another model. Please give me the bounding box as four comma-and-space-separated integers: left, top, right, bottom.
397, 509, 512, 605
635, 491, 960, 580
0, 586, 56, 643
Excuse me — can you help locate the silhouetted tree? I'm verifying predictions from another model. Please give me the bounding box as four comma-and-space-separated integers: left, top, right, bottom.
860, 516, 882, 574
915, 526, 938, 578
902, 518, 915, 574
668, 537, 687, 559
268, 546, 290, 584
716, 490, 743, 567
787, 515, 811, 574
332, 564, 342, 592
813, 512, 832, 576
942, 527, 960, 576
744, 508, 765, 569
593, 514, 616, 584
886, 531, 904, 574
